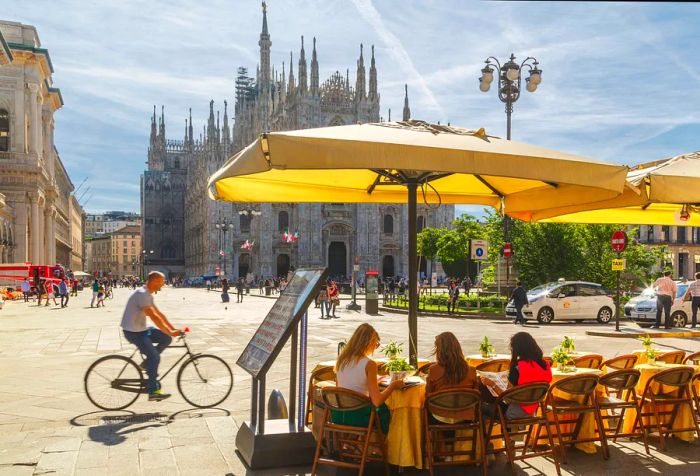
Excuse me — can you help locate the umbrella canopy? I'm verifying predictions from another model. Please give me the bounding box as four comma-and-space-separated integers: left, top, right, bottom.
72, 271, 91, 277
208, 120, 628, 364
513, 151, 700, 225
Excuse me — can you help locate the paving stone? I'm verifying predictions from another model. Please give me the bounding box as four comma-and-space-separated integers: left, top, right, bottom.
139, 448, 176, 469
35, 449, 77, 474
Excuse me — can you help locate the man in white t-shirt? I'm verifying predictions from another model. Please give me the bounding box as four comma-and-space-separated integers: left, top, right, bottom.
121, 271, 183, 401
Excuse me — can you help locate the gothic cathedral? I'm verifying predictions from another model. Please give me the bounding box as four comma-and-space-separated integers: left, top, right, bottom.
141, 3, 453, 281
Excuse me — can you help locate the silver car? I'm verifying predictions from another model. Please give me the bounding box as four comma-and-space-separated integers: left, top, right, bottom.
624, 282, 690, 328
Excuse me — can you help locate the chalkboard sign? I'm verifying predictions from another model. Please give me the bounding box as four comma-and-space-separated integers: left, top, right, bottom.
237, 268, 328, 377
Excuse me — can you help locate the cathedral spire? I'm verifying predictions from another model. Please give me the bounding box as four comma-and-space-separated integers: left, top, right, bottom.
298, 36, 308, 94
150, 105, 157, 145
368, 44, 378, 101
280, 61, 286, 101
346, 69, 350, 91
310, 37, 319, 96
216, 110, 221, 143
402, 84, 411, 121
355, 44, 366, 101
207, 100, 216, 143
184, 118, 187, 143
188, 108, 193, 146
222, 100, 230, 144
159, 106, 166, 146
261, 1, 268, 35
258, 1, 271, 94
288, 52, 295, 94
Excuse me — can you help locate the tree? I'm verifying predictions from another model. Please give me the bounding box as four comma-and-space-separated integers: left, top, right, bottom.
436, 214, 483, 278
417, 227, 445, 285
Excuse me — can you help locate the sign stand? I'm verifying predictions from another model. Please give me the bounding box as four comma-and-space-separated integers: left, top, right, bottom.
235, 268, 328, 470
611, 231, 628, 332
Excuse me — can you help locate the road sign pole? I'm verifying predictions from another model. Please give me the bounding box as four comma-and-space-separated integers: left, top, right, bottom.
616, 251, 621, 332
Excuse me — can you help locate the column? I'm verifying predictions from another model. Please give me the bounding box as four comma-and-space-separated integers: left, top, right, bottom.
31, 196, 41, 263
27, 84, 39, 156
44, 112, 55, 180
44, 206, 52, 264
49, 208, 56, 264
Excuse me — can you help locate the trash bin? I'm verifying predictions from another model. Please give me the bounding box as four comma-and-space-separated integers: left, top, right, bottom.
265, 286, 272, 296
365, 270, 379, 315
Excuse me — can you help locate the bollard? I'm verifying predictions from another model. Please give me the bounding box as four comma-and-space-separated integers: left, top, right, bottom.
267, 389, 288, 419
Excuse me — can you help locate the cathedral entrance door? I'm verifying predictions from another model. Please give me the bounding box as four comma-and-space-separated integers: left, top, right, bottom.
277, 254, 290, 278
328, 241, 347, 279
382, 255, 395, 278
239, 253, 250, 279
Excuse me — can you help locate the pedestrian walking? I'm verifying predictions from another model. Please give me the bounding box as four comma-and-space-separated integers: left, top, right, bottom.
96, 283, 106, 307
652, 270, 677, 329
683, 272, 700, 328
510, 280, 528, 325
328, 281, 340, 318
462, 276, 472, 296
45, 280, 58, 307
236, 278, 244, 303
71, 278, 79, 297
448, 280, 459, 314
90, 279, 99, 307
59, 279, 69, 308
221, 278, 230, 303
318, 286, 330, 318
21, 277, 30, 302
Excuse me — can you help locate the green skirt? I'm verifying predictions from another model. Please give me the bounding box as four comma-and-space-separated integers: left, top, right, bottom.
331, 403, 390, 434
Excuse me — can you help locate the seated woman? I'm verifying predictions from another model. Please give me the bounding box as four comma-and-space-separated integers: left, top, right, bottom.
426, 332, 479, 423
481, 331, 551, 419
333, 323, 404, 433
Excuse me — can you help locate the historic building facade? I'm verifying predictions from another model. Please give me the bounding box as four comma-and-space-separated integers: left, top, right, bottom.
141, 4, 453, 280
0, 20, 84, 267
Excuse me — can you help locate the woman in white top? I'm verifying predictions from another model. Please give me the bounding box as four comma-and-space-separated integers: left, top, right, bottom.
333, 323, 404, 432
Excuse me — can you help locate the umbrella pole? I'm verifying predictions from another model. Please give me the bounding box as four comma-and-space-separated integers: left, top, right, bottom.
407, 181, 418, 367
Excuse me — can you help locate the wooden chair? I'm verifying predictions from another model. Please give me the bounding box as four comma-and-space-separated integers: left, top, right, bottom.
546, 374, 609, 463
305, 365, 336, 427
597, 369, 649, 454
656, 351, 686, 364
682, 351, 700, 365
573, 354, 604, 369
311, 387, 389, 476
600, 354, 638, 371
476, 359, 511, 373
637, 367, 700, 451
485, 383, 561, 476
424, 389, 486, 476
691, 373, 700, 420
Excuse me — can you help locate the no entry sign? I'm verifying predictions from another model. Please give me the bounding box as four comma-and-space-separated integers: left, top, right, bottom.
611, 230, 627, 253
503, 242, 512, 258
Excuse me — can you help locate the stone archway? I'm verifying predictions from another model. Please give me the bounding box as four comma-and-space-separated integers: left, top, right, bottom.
328, 242, 347, 278
382, 255, 395, 278
276, 254, 290, 278
239, 253, 251, 279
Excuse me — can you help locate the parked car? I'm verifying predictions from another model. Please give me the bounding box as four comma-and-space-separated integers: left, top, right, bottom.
624, 281, 690, 328
506, 281, 614, 324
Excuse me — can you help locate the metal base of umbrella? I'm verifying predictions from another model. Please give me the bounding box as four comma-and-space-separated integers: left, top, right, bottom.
345, 301, 361, 311
235, 420, 315, 469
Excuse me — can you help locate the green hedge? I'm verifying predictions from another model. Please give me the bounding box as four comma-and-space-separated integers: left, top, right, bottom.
419, 293, 508, 308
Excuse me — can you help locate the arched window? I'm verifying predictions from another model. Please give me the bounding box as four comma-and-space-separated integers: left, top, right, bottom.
278, 210, 289, 232
383, 214, 393, 235
240, 213, 251, 233
173, 158, 180, 169
0, 109, 9, 152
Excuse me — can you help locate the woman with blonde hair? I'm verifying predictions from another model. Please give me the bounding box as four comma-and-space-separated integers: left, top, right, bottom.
426, 332, 478, 422
333, 323, 404, 432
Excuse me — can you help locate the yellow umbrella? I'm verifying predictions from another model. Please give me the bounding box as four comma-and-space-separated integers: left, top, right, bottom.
208, 120, 627, 364
513, 151, 700, 225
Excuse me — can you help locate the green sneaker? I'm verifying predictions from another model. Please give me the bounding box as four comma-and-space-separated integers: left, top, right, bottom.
148, 389, 171, 401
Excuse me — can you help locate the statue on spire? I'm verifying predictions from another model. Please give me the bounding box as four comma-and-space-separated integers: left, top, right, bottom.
402, 84, 411, 121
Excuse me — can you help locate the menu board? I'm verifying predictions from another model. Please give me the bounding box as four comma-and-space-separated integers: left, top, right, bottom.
237, 268, 327, 377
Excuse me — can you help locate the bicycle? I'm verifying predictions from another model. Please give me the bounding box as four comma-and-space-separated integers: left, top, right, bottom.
84, 328, 233, 410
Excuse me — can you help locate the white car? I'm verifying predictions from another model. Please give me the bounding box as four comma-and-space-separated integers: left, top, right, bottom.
625, 281, 690, 328
506, 281, 615, 324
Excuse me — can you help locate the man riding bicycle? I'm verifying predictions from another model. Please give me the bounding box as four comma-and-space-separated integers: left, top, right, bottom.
121, 271, 184, 401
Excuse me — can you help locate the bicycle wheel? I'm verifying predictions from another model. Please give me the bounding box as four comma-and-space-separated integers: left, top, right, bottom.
84, 355, 144, 410
177, 354, 233, 408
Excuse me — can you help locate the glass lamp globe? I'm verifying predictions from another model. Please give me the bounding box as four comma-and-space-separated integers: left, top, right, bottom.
479, 79, 491, 92
526, 80, 537, 93
530, 70, 542, 85
506, 67, 519, 82
481, 67, 493, 84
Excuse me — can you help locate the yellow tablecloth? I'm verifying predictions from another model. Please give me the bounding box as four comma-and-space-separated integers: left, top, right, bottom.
633, 349, 662, 364
315, 357, 430, 373
542, 367, 604, 454
385, 382, 426, 468
621, 363, 697, 442
465, 354, 511, 367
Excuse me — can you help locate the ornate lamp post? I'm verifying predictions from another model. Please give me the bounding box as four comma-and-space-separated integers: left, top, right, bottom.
215, 216, 234, 278
141, 249, 153, 279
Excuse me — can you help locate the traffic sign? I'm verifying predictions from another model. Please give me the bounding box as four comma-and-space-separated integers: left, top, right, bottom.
611, 230, 627, 253
503, 242, 513, 258
612, 259, 626, 271
470, 239, 489, 261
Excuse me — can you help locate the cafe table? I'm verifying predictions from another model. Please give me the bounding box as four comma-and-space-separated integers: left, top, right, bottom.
621, 362, 697, 442
382, 377, 426, 469
542, 366, 604, 454
632, 349, 660, 365
465, 353, 511, 367
315, 357, 431, 373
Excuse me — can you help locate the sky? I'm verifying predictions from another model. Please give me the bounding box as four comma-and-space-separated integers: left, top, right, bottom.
4, 0, 700, 215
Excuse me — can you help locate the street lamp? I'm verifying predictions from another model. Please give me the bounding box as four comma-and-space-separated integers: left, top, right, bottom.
215, 216, 234, 277
479, 53, 542, 290
141, 249, 153, 279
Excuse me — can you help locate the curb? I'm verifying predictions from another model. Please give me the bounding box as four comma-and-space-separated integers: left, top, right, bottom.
586, 329, 700, 339
378, 306, 509, 321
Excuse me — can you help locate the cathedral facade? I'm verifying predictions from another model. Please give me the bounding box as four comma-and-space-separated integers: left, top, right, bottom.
141, 3, 453, 281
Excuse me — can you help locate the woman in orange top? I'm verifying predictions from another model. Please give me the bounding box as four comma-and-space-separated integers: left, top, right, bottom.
327, 281, 340, 318
426, 332, 479, 422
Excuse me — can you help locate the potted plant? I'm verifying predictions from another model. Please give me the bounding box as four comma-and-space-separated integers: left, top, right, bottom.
560, 336, 576, 354
381, 341, 403, 360
645, 347, 658, 365
639, 334, 654, 351
383, 357, 416, 381
479, 336, 495, 359
551, 347, 572, 372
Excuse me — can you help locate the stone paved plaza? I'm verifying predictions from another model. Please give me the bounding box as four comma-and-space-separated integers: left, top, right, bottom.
1, 286, 700, 475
